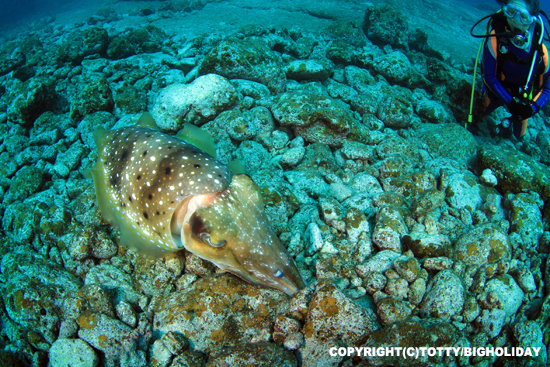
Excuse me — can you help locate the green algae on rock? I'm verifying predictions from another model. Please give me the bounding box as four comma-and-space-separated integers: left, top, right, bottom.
200, 37, 286, 93
454, 223, 511, 266
271, 91, 356, 147
478, 145, 550, 201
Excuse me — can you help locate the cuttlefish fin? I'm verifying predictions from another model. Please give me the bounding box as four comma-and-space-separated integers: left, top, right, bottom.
136, 112, 160, 130
176, 122, 217, 158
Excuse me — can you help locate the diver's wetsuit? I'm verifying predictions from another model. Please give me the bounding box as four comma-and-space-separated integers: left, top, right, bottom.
482, 14, 550, 139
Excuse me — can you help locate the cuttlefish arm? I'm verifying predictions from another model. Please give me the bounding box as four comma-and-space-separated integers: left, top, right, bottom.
171, 174, 305, 296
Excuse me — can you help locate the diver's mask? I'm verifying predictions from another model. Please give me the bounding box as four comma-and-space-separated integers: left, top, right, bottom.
503, 4, 535, 26
502, 3, 536, 50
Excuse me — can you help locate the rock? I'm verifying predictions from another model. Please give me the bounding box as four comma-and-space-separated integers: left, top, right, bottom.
116, 301, 137, 328
170, 351, 208, 367
415, 99, 454, 124
415, 123, 478, 167
350, 173, 383, 194
57, 26, 109, 64
372, 205, 408, 252
376, 135, 420, 161
513, 268, 537, 293
49, 338, 99, 367
150, 74, 237, 132
362, 4, 409, 50
511, 321, 547, 364
384, 278, 409, 299
113, 83, 146, 115
408, 278, 426, 305
2, 250, 83, 344
478, 145, 550, 201
356, 250, 401, 277
70, 75, 113, 120
412, 189, 445, 218
402, 231, 451, 259
7, 165, 45, 202
126, 25, 167, 54
153, 273, 288, 353
360, 319, 458, 366
231, 79, 271, 100
285, 59, 332, 81
8, 76, 55, 125
363, 272, 387, 294
462, 296, 480, 323
373, 50, 411, 83
376, 95, 413, 129
77, 111, 116, 151
200, 37, 285, 93
208, 342, 297, 366
280, 146, 305, 167
271, 91, 355, 147
214, 106, 274, 141
76, 312, 135, 360
484, 275, 524, 317
345, 207, 371, 243
509, 192, 544, 249
326, 79, 358, 103
422, 257, 454, 271
322, 20, 367, 47
339, 140, 373, 161
106, 36, 135, 60
376, 296, 413, 324
445, 172, 485, 212
304, 222, 324, 256
0, 48, 25, 76
480, 168, 498, 187
53, 141, 86, 178
84, 264, 147, 308
420, 269, 464, 320
304, 282, 380, 345
475, 308, 506, 338
536, 130, 550, 165
454, 223, 511, 266
393, 255, 420, 283
344, 66, 376, 94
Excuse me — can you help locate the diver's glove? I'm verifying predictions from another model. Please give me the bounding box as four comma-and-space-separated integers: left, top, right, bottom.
508, 98, 535, 120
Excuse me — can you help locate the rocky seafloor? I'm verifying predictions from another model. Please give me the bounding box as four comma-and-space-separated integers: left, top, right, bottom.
0, 0, 549, 366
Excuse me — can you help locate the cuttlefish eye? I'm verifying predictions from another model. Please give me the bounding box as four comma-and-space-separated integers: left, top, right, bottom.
199, 233, 226, 248
191, 214, 226, 248
273, 269, 283, 278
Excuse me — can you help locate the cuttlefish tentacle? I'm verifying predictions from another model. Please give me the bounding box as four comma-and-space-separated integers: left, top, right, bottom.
87, 115, 305, 295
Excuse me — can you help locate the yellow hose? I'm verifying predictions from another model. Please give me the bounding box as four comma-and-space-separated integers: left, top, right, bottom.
468, 40, 485, 127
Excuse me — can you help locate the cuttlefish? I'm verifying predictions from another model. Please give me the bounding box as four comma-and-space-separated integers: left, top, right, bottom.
85, 113, 305, 295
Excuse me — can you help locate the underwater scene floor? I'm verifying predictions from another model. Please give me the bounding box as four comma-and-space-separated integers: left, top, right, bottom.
0, 0, 549, 366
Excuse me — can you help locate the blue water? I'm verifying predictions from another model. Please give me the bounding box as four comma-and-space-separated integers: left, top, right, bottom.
0, 0, 548, 38
0, 0, 93, 27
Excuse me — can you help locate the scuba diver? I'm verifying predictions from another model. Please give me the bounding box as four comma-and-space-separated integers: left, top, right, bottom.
470, 0, 550, 140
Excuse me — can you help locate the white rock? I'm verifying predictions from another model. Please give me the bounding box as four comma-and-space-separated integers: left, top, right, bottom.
484, 275, 524, 317
304, 222, 324, 256
420, 269, 464, 320
49, 338, 99, 367
151, 74, 236, 132
480, 168, 498, 187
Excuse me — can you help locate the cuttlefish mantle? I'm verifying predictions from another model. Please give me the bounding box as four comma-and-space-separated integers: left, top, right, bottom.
85, 113, 305, 295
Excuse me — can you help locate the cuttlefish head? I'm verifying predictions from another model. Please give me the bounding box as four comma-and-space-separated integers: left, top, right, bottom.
171, 174, 305, 296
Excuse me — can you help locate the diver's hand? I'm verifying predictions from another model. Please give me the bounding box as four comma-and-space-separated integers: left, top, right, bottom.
508, 98, 534, 120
